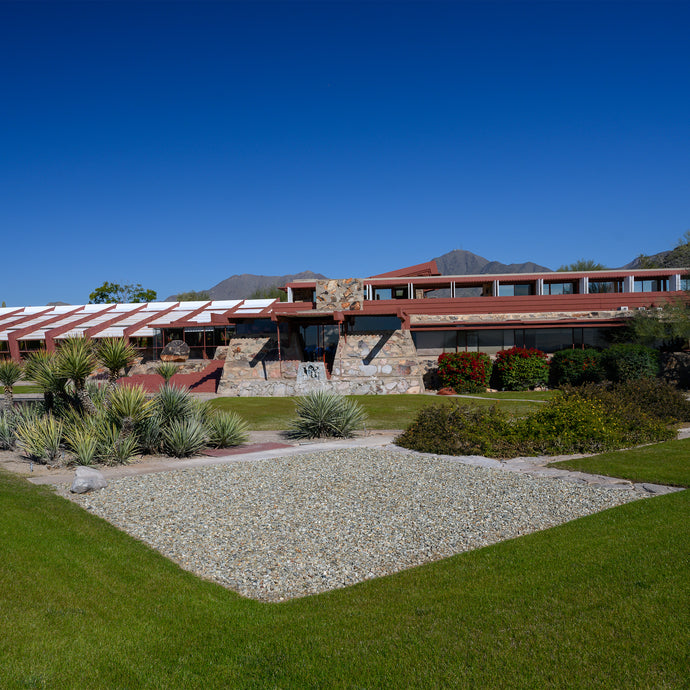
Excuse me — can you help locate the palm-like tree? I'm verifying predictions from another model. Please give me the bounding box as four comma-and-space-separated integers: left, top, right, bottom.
97, 338, 138, 394
0, 359, 23, 411
23, 350, 68, 413
155, 361, 178, 385
56, 337, 97, 414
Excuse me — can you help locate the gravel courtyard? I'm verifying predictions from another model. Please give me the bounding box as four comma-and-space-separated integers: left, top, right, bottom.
70, 447, 644, 601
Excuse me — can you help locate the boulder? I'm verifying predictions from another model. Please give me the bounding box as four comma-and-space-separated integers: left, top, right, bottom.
160, 339, 190, 362
70, 467, 107, 494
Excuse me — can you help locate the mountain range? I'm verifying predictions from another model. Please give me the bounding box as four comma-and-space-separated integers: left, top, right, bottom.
165, 244, 687, 302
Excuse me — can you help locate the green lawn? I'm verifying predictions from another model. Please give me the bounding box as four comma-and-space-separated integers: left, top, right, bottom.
210, 393, 547, 430
6, 384, 42, 394
0, 442, 688, 687
550, 437, 690, 488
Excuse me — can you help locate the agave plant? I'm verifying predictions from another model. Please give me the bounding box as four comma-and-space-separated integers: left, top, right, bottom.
155, 361, 178, 385
0, 359, 23, 412
56, 337, 97, 414
205, 410, 249, 448
93, 416, 140, 465
287, 390, 367, 439
0, 412, 16, 449
162, 418, 208, 458
97, 337, 138, 393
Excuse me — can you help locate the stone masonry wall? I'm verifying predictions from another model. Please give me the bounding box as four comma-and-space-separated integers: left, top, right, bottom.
329, 329, 424, 394
315, 278, 364, 312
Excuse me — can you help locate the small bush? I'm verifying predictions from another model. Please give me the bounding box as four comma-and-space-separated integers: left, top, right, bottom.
437, 352, 492, 393
287, 391, 367, 439
205, 411, 249, 448
491, 347, 549, 391
64, 424, 99, 466
155, 362, 179, 384
549, 348, 604, 387
95, 418, 140, 465
0, 412, 16, 449
601, 343, 660, 383
395, 403, 520, 456
136, 414, 164, 455
162, 418, 208, 458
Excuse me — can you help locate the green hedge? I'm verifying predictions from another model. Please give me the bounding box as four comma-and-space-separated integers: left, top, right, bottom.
601, 343, 660, 383
396, 378, 679, 458
437, 352, 492, 393
491, 347, 549, 391
549, 348, 604, 387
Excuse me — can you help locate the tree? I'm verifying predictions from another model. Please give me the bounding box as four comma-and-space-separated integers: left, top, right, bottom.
248, 285, 286, 301
89, 282, 157, 304
0, 359, 23, 411
627, 299, 690, 350
23, 350, 69, 413
173, 290, 210, 301
557, 259, 607, 272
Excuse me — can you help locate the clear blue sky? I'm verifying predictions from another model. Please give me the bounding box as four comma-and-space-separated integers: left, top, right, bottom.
2, 0, 689, 306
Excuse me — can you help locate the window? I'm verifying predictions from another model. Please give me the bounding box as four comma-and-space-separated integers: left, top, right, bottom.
544, 281, 575, 295
634, 278, 668, 293
349, 316, 401, 332
588, 279, 623, 294
498, 283, 533, 297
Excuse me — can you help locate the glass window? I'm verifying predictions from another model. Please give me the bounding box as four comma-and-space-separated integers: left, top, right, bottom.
498, 283, 533, 296
634, 279, 668, 292
413, 330, 456, 354
589, 280, 623, 294
235, 319, 275, 335
350, 316, 401, 333
373, 288, 392, 300
544, 282, 575, 295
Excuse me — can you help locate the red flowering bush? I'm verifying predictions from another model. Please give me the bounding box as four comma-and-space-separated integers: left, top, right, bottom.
437, 352, 492, 393
492, 346, 549, 391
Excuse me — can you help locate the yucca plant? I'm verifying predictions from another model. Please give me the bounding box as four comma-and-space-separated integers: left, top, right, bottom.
94, 417, 139, 465
205, 410, 249, 448
0, 412, 15, 449
107, 384, 153, 439
155, 361, 178, 385
287, 390, 367, 439
23, 350, 70, 414
97, 337, 138, 393
136, 414, 164, 455
56, 337, 97, 414
63, 423, 99, 465
162, 418, 208, 458
153, 383, 194, 426
15, 414, 63, 464
0, 359, 23, 412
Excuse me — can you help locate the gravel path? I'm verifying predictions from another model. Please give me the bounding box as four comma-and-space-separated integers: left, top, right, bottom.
69, 447, 646, 602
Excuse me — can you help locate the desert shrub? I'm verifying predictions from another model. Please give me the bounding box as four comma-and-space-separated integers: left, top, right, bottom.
287, 391, 367, 439
437, 352, 492, 393
491, 347, 549, 391
548, 348, 604, 387
15, 414, 63, 464
515, 394, 672, 455
396, 384, 676, 458
395, 403, 525, 457
601, 343, 660, 383
162, 418, 208, 458
205, 410, 249, 448
562, 378, 690, 425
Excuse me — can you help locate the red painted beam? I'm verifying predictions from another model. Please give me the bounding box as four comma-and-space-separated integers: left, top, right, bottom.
9, 306, 85, 359
83, 303, 149, 340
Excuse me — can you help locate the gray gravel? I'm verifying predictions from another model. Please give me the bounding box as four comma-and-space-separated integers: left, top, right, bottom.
70, 448, 644, 602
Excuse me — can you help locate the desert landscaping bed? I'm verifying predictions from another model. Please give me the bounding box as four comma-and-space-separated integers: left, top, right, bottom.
67, 447, 644, 601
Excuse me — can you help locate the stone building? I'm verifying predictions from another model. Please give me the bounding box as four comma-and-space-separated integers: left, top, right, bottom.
1, 261, 687, 395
